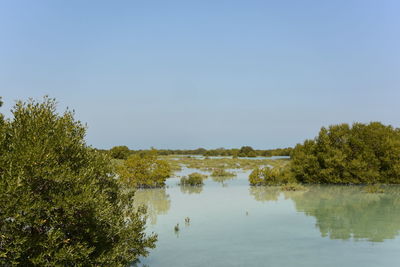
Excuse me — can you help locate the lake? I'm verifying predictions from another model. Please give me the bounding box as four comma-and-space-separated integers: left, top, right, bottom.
134, 168, 400, 267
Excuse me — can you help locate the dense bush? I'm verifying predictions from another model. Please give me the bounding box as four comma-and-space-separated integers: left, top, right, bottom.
117, 150, 171, 188
180, 172, 207, 186
249, 166, 294, 186
109, 145, 130, 159
238, 146, 256, 157
291, 122, 400, 184
0, 97, 156, 266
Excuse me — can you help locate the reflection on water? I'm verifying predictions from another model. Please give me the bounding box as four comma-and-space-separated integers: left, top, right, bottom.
137, 168, 400, 267
180, 184, 203, 194
250, 185, 400, 242
211, 175, 236, 187
290, 186, 400, 242
133, 188, 171, 225
249, 186, 281, 202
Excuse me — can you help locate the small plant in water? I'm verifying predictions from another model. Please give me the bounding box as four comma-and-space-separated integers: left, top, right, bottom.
185, 217, 190, 226
363, 184, 384, 193
180, 172, 207, 186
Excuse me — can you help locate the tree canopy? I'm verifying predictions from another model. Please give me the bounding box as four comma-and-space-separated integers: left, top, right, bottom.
117, 149, 171, 188
110, 145, 130, 159
238, 146, 256, 157
291, 122, 400, 184
0, 97, 156, 266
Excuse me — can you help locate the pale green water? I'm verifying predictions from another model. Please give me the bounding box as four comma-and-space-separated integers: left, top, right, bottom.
133, 168, 400, 267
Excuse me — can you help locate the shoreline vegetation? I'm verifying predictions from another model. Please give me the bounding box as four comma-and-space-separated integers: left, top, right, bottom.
1, 96, 400, 265
107, 145, 292, 159
111, 121, 400, 191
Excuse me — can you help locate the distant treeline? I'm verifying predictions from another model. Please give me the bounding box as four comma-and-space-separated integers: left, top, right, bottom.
103, 146, 293, 160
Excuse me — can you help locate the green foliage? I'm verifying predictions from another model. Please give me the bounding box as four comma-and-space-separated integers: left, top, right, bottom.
144, 147, 292, 157
0, 97, 156, 266
117, 149, 171, 188
249, 166, 294, 186
291, 122, 400, 184
161, 155, 289, 171
109, 145, 130, 159
238, 146, 256, 157
210, 168, 235, 177
180, 172, 207, 186
0, 97, 3, 133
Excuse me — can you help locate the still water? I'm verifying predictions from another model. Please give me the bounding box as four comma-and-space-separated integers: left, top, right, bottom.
134, 168, 400, 267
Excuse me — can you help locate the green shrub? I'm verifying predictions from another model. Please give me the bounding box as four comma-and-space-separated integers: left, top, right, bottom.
249, 166, 294, 186
109, 145, 130, 159
117, 150, 171, 188
180, 172, 207, 186
238, 146, 256, 157
291, 122, 400, 184
0, 97, 156, 266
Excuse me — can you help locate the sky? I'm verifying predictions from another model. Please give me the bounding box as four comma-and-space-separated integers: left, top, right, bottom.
0, 0, 399, 149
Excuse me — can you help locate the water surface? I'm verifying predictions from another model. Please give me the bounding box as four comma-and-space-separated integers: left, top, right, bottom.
134, 168, 400, 267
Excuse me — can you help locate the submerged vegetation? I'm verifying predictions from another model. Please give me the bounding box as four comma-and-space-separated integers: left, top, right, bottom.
0, 97, 156, 266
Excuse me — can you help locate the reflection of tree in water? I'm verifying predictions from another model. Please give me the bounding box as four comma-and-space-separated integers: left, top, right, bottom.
180, 185, 203, 194
133, 188, 171, 225
288, 186, 400, 242
211, 175, 235, 187
249, 186, 281, 202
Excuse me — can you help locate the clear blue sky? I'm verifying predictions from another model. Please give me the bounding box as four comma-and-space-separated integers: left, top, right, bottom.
1, 0, 399, 149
